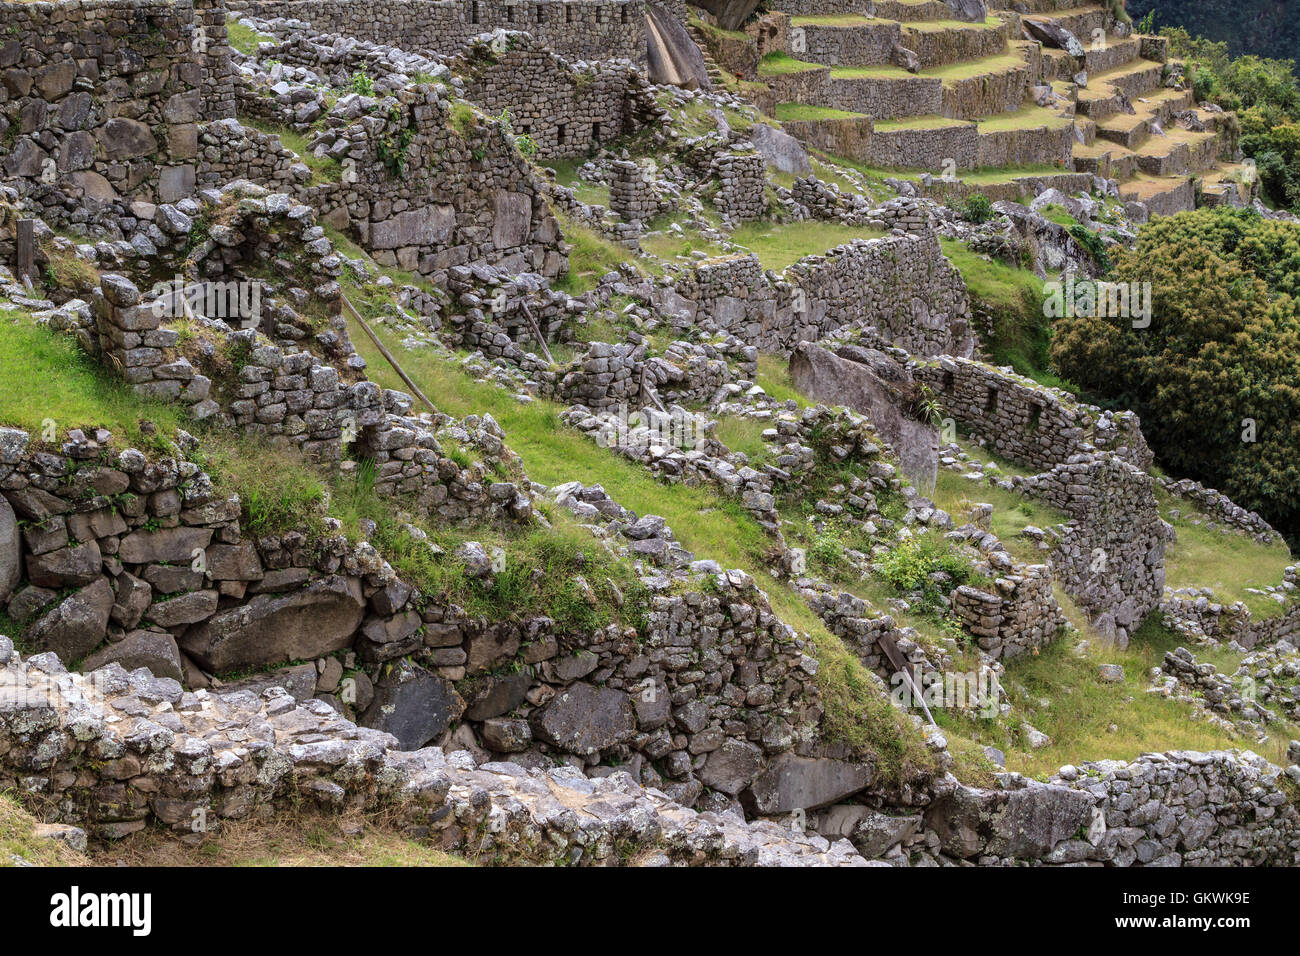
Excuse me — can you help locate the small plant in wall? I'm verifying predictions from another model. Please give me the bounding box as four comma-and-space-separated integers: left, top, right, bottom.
375, 105, 415, 176
350, 71, 374, 96
495, 109, 537, 159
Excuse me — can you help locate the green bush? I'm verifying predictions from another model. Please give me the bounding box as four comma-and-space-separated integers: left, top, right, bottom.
960, 194, 994, 224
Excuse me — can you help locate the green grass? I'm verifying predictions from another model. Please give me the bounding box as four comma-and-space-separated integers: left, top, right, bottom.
976, 106, 1073, 132
754, 353, 811, 407
789, 13, 874, 26
713, 415, 773, 465
830, 51, 1022, 84
937, 238, 1076, 390
552, 213, 633, 294
1, 793, 86, 866
244, 119, 341, 184
730, 221, 887, 272
758, 52, 826, 76
226, 19, 273, 56
1159, 494, 1296, 620
931, 461, 1071, 564
775, 102, 870, 122
0, 310, 185, 452
953, 617, 1294, 778
873, 114, 972, 132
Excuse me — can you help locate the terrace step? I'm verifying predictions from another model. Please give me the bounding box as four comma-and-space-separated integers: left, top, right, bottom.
1082, 35, 1141, 75
1023, 5, 1108, 41
1088, 58, 1165, 100
899, 16, 1013, 68
787, 15, 900, 68
1120, 174, 1197, 216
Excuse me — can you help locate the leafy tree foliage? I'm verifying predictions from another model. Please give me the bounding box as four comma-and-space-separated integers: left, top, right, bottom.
1049, 208, 1300, 539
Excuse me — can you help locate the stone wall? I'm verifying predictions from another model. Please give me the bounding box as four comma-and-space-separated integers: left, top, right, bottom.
951, 563, 1065, 660
228, 0, 647, 63
672, 231, 972, 355
0, 639, 861, 863
1016, 451, 1168, 647
711, 148, 767, 221
0, 0, 233, 210
913, 356, 1152, 474
336, 84, 566, 280
454, 33, 665, 160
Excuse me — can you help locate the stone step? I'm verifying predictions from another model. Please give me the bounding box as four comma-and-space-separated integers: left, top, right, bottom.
1132, 127, 1223, 177
1120, 174, 1197, 216
917, 169, 1096, 204
774, 102, 875, 159
975, 107, 1074, 166
1071, 141, 1139, 179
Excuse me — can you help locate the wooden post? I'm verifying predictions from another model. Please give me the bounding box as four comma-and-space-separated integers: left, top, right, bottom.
15, 219, 35, 284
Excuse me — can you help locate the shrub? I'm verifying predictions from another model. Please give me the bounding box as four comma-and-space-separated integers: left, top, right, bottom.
960, 193, 994, 224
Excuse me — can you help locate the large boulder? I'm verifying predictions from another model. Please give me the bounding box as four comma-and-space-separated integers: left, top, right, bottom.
924, 781, 1093, 859
25, 540, 102, 589
945, 0, 988, 22
744, 753, 874, 814
692, 0, 760, 31
789, 343, 940, 491
180, 575, 364, 672
0, 495, 20, 604
83, 629, 183, 681
214, 662, 320, 701
751, 123, 811, 175
646, 1, 713, 90
25, 577, 114, 663
699, 738, 765, 795
1022, 18, 1085, 57
117, 526, 213, 565
531, 682, 636, 756
359, 662, 464, 750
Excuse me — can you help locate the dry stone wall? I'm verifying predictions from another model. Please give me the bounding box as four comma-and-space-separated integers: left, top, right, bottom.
228, 0, 647, 63
454, 34, 665, 160
672, 231, 972, 355
0, 0, 234, 212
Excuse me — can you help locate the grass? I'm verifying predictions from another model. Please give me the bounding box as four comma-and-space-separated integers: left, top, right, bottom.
949, 616, 1290, 778
729, 221, 887, 272
931, 461, 1071, 564
754, 353, 811, 407
713, 415, 773, 465
758, 52, 826, 76
789, 13, 875, 26
874, 114, 971, 132
95, 811, 469, 867
226, 19, 273, 56
0, 793, 87, 866
0, 309, 185, 452
937, 238, 1077, 390
830, 51, 1023, 84
775, 102, 870, 123
1159, 495, 1296, 619
244, 119, 342, 184
551, 212, 633, 294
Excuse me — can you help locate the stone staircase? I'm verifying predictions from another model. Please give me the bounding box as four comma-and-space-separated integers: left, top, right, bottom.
732, 0, 1247, 216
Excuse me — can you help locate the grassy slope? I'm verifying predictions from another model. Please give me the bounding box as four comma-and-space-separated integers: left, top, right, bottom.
345, 315, 939, 784
0, 793, 87, 866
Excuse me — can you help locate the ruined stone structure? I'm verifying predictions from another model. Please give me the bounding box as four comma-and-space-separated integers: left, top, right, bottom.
0, 0, 234, 213
228, 0, 648, 63
454, 33, 665, 160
